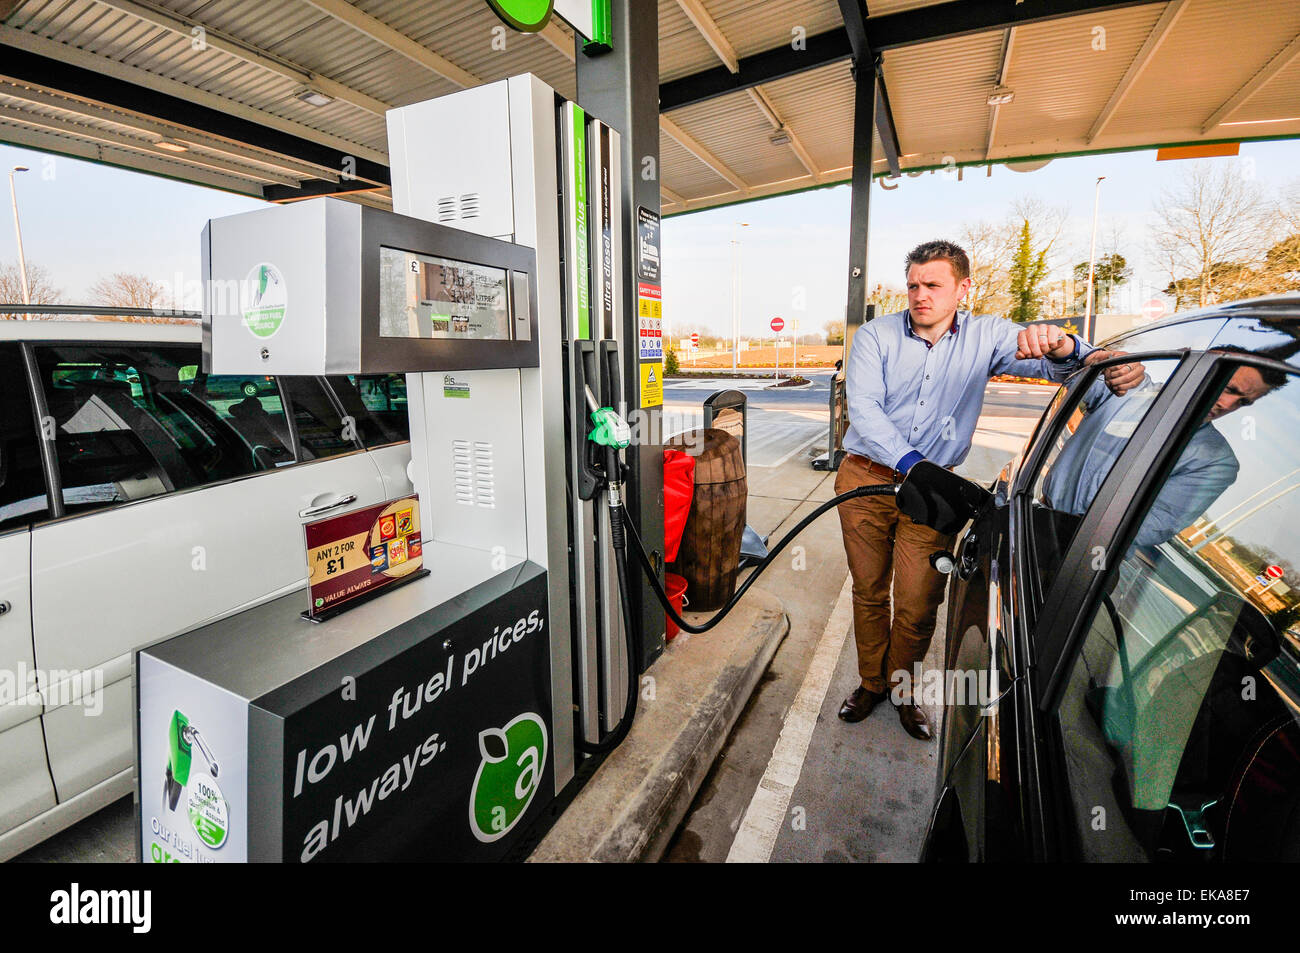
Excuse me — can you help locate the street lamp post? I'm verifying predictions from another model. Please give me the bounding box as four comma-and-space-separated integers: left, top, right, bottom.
730, 222, 748, 373
8, 166, 32, 312
1083, 175, 1106, 343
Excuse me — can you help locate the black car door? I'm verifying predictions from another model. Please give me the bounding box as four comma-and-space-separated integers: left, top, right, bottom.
1034, 337, 1300, 862
926, 346, 1195, 862
922, 492, 1023, 861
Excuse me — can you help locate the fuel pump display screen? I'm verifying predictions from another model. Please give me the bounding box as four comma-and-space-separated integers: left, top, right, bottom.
379, 246, 512, 341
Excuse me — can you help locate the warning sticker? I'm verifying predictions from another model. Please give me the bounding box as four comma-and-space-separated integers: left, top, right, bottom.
640, 361, 663, 409
637, 207, 661, 283
637, 281, 663, 361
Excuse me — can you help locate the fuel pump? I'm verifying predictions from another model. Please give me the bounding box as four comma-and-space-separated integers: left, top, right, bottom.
133, 71, 977, 865
135, 74, 653, 863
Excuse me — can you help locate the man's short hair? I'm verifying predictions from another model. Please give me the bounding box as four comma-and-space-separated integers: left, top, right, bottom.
1213, 343, 1299, 390
905, 240, 970, 283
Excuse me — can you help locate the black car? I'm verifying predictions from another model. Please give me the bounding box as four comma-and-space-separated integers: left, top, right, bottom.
920, 295, 1300, 863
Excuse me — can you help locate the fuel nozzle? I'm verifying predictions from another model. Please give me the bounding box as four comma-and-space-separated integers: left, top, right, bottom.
584, 384, 631, 450
182, 725, 219, 778
164, 709, 220, 812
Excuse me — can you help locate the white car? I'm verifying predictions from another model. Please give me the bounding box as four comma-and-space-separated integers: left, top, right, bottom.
0, 317, 411, 859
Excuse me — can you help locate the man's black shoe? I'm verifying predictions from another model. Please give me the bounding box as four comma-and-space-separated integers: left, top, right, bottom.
896, 700, 932, 741
838, 687, 885, 723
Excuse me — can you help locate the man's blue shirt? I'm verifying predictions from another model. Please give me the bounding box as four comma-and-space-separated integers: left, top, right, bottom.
842, 309, 1092, 472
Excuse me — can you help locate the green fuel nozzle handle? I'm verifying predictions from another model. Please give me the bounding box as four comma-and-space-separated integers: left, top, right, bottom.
167, 709, 193, 787
583, 384, 630, 449
588, 407, 631, 449
164, 709, 221, 812
163, 709, 192, 812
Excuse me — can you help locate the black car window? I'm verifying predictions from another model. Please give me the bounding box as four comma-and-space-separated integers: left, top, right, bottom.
1103, 316, 1227, 352
337, 374, 410, 446
1210, 316, 1300, 358
1056, 357, 1300, 861
0, 344, 50, 531
1026, 358, 1183, 598
35, 344, 289, 515
183, 365, 296, 469
279, 376, 360, 460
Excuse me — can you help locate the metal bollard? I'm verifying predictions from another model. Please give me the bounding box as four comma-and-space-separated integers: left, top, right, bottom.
703, 388, 747, 468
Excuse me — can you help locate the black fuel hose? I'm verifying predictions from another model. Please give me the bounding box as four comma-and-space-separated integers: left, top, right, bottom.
620, 482, 899, 635
578, 464, 897, 754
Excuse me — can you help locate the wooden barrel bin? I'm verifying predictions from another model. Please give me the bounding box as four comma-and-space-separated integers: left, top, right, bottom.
665, 428, 747, 612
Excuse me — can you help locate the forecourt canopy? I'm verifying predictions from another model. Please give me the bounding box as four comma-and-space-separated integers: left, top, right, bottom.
1, 0, 1297, 216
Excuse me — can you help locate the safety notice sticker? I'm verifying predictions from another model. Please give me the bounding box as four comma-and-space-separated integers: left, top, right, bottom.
637, 281, 662, 361
640, 361, 663, 409
637, 206, 660, 283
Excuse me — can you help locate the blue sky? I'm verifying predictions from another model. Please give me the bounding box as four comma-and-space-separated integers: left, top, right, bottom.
0, 144, 263, 308
663, 139, 1300, 339
2, 138, 1298, 326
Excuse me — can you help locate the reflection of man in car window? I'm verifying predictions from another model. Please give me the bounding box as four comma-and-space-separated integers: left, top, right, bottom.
1044, 345, 1291, 546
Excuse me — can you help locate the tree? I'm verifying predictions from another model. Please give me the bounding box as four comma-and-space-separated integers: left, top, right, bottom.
1151, 161, 1275, 309
961, 197, 1066, 317
867, 283, 907, 317
89, 272, 170, 310
664, 347, 679, 375
960, 219, 1013, 316
1007, 219, 1050, 322
1163, 276, 1201, 312
1261, 233, 1300, 292
1072, 252, 1132, 314
0, 261, 61, 319
823, 320, 845, 346
1264, 182, 1300, 291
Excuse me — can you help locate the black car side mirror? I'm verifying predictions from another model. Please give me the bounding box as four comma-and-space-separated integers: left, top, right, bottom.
897, 461, 993, 535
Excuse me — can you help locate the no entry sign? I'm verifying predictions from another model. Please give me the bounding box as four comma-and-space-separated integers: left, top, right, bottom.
770, 317, 784, 332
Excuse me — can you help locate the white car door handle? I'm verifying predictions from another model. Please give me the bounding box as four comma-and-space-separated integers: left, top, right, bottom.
299, 494, 357, 518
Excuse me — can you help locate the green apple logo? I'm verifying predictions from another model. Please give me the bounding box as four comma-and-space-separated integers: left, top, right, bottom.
468, 713, 547, 843
484, 0, 554, 32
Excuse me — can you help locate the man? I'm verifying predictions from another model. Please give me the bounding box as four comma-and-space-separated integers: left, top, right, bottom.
1044, 347, 1287, 548
834, 239, 1142, 740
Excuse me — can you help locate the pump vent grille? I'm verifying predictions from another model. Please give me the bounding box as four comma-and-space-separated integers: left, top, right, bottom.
452, 439, 474, 506
437, 195, 456, 223
473, 441, 495, 508
451, 440, 495, 508
460, 193, 480, 219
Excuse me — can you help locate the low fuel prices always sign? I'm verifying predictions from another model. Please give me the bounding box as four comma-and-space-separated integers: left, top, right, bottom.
274, 566, 555, 861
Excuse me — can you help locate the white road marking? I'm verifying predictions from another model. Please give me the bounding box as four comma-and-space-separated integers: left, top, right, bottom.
665, 379, 806, 391
750, 429, 824, 468
726, 575, 855, 863
663, 407, 824, 468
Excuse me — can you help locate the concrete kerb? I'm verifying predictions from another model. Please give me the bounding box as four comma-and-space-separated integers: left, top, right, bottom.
527, 589, 790, 863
